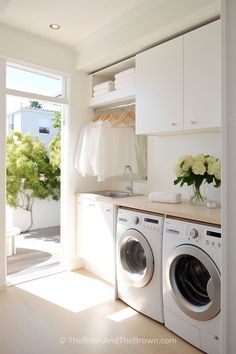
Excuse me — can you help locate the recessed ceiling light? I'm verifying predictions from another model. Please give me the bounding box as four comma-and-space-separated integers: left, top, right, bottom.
49, 24, 60, 30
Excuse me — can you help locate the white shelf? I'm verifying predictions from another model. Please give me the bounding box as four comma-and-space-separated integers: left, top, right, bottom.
89, 87, 135, 108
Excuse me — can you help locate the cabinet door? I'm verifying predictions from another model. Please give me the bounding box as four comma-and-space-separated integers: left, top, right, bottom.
184, 21, 221, 130
136, 36, 183, 134
77, 198, 114, 283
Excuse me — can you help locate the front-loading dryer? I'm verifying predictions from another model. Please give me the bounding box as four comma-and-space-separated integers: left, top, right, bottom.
116, 207, 164, 323
163, 218, 221, 354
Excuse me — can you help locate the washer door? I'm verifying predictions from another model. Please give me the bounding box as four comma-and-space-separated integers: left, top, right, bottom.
166, 244, 221, 321
118, 229, 154, 288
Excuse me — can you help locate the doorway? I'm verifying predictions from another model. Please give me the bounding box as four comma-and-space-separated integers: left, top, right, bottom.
5, 62, 67, 282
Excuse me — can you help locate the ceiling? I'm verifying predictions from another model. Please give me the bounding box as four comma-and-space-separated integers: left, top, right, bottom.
0, 0, 146, 47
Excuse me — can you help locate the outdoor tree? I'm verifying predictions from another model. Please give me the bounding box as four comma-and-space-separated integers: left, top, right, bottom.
49, 111, 61, 171
28, 100, 42, 109
6, 131, 60, 231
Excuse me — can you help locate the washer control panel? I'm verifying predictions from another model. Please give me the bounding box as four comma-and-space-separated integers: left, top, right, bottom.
165, 219, 221, 248
117, 208, 163, 233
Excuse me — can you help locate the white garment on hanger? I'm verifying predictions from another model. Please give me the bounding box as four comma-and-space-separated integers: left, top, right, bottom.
74, 117, 146, 182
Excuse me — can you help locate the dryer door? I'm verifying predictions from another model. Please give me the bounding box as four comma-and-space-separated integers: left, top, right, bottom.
166, 244, 221, 321
118, 229, 154, 288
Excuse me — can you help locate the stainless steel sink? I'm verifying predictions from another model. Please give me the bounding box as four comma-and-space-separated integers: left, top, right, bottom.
90, 190, 143, 198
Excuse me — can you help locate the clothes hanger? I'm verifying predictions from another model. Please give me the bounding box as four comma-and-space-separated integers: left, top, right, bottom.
111, 110, 135, 127
93, 114, 102, 122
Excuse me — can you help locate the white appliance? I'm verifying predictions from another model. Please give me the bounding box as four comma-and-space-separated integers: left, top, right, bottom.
163, 218, 221, 354
116, 208, 164, 322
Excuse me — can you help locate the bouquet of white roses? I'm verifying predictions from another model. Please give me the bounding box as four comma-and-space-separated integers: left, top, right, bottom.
174, 154, 221, 202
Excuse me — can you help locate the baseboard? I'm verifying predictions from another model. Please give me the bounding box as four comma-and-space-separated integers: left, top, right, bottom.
62, 258, 83, 271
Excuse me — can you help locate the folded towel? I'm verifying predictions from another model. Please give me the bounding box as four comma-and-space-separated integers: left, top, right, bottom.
115, 72, 136, 84
93, 81, 114, 92
115, 68, 135, 79
148, 191, 182, 204
93, 88, 114, 97
115, 82, 135, 90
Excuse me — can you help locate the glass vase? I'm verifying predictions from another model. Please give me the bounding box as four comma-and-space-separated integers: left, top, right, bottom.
205, 183, 220, 208
190, 183, 207, 206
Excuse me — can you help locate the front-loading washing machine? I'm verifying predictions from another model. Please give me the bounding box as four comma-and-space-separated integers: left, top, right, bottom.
163, 217, 221, 354
116, 207, 164, 323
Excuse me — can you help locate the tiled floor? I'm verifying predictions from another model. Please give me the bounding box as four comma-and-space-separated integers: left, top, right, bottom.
0, 269, 202, 354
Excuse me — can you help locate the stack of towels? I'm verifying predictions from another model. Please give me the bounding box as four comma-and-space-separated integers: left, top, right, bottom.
114, 67, 135, 90
93, 81, 115, 97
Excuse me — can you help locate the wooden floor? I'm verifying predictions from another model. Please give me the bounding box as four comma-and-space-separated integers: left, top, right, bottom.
7, 226, 61, 276
0, 269, 202, 354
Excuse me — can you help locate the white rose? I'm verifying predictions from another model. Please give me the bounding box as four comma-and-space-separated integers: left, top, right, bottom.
208, 160, 221, 180
179, 155, 194, 173
195, 154, 206, 162
174, 164, 182, 177
192, 160, 206, 175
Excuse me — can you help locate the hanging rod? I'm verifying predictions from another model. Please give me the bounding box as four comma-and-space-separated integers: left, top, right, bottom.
93, 101, 135, 113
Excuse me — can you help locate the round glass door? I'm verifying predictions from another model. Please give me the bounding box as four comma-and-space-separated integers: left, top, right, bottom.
166, 245, 221, 320
119, 229, 154, 288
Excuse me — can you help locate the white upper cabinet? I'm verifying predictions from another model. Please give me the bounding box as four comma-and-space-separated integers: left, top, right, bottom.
135, 20, 221, 135
136, 36, 184, 134
184, 20, 221, 130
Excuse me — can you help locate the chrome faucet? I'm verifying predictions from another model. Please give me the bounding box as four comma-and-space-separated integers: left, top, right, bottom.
123, 165, 134, 195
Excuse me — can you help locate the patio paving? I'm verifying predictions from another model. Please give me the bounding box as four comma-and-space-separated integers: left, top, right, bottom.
7, 226, 61, 276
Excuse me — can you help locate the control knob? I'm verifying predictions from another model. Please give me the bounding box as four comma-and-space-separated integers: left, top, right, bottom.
190, 228, 198, 238
133, 216, 140, 225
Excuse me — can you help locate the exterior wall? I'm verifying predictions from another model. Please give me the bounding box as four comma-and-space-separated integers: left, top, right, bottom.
8, 108, 58, 146
10, 199, 60, 231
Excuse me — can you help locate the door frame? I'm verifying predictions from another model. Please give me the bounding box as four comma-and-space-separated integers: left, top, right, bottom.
0, 58, 69, 286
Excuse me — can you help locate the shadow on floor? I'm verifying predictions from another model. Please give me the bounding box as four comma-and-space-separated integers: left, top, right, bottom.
7, 248, 53, 275
22, 226, 60, 243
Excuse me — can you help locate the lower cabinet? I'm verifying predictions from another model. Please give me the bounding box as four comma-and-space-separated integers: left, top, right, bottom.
77, 196, 115, 284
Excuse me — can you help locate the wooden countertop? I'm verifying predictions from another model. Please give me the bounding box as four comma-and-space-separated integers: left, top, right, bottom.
76, 193, 221, 226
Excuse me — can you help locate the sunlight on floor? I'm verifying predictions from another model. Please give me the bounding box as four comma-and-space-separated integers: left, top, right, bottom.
107, 307, 137, 322
16, 270, 114, 313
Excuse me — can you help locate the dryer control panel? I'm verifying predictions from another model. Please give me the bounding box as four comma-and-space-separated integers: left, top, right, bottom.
165, 218, 221, 249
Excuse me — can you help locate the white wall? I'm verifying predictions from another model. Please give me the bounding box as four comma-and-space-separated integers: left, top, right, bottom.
0, 23, 74, 73
10, 199, 60, 232
0, 59, 6, 289
112, 132, 221, 200
146, 132, 221, 198
222, 0, 236, 353
61, 70, 112, 269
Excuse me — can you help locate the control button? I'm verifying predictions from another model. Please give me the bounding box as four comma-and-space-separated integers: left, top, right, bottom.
218, 243, 221, 248
206, 240, 210, 245
190, 228, 198, 238
211, 241, 215, 246
133, 216, 140, 225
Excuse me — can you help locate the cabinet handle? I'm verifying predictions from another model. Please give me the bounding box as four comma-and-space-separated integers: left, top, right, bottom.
191, 120, 197, 125
107, 209, 111, 212
171, 122, 177, 126
89, 203, 95, 207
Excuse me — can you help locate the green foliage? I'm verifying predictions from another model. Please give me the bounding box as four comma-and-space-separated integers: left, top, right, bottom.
51, 111, 61, 130
28, 100, 42, 109
49, 111, 61, 171
6, 131, 60, 212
